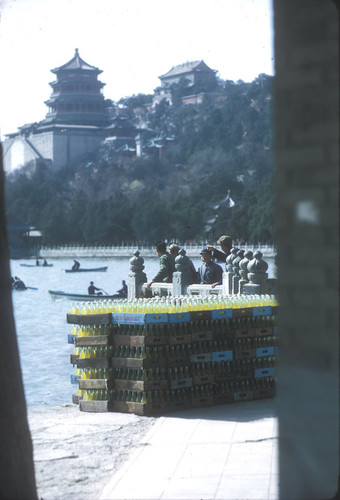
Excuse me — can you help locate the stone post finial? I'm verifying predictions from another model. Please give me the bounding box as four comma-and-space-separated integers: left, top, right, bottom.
173, 248, 195, 296
243, 250, 269, 295
225, 247, 239, 294
128, 250, 147, 299
232, 249, 244, 294
238, 250, 253, 294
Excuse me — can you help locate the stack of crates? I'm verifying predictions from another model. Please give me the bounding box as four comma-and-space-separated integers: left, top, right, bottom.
67, 299, 278, 415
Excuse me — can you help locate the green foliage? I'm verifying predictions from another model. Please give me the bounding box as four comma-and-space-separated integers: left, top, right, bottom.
5, 74, 275, 245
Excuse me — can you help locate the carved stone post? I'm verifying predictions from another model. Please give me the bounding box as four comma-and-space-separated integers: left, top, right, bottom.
243, 250, 269, 295
232, 249, 244, 294
238, 250, 253, 294
226, 247, 239, 294
173, 249, 194, 296
127, 251, 147, 299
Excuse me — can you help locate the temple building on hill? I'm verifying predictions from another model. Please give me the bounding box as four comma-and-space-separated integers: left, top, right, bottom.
3, 54, 220, 173
3, 49, 111, 173
153, 60, 218, 106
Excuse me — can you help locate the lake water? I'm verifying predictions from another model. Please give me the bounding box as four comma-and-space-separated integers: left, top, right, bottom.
10, 256, 276, 409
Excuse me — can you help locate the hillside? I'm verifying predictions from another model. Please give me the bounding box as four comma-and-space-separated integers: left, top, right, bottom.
5, 74, 274, 245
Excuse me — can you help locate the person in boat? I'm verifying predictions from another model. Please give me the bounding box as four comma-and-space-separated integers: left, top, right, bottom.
206, 234, 233, 269
146, 240, 176, 288
169, 243, 197, 284
197, 247, 223, 287
36, 258, 40, 266
116, 280, 128, 296
72, 260, 80, 271
88, 281, 102, 295
13, 276, 27, 290
42, 259, 48, 266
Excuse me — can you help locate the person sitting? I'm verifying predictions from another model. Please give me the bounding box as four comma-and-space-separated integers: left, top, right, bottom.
88, 281, 101, 295
42, 259, 48, 266
117, 280, 128, 296
197, 248, 223, 287
13, 276, 27, 290
36, 258, 40, 266
72, 260, 80, 271
146, 240, 176, 288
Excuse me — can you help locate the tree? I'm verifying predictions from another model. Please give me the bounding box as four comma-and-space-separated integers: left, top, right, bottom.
0, 145, 38, 499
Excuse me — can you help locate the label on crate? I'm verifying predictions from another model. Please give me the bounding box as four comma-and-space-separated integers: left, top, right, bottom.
234, 329, 255, 339
232, 307, 253, 317
234, 349, 256, 360
190, 310, 212, 321
68, 334, 77, 344
211, 308, 233, 319
212, 350, 233, 362
71, 374, 80, 384
256, 346, 275, 358
67, 313, 112, 325
253, 306, 272, 316
254, 367, 275, 378
191, 353, 212, 363
170, 377, 193, 390
111, 313, 168, 325
168, 312, 191, 323
233, 391, 253, 401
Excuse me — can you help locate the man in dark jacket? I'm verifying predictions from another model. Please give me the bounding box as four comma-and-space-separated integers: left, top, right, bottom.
146, 240, 176, 288
197, 247, 223, 286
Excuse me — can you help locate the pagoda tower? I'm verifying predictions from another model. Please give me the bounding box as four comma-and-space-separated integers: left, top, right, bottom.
44, 48, 109, 126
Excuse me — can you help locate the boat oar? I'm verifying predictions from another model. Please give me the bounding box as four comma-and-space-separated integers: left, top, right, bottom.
26, 286, 38, 290
99, 288, 109, 295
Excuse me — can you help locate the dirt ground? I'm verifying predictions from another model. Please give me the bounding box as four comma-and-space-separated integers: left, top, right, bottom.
27, 404, 156, 500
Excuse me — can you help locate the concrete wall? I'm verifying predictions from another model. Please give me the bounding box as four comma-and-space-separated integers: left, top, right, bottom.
3, 129, 105, 172
3, 136, 40, 173
273, 1, 339, 498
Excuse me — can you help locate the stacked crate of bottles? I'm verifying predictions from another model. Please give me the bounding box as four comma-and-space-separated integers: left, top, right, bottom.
67, 295, 278, 415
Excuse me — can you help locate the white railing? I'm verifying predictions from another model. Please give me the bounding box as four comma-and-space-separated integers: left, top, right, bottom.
39, 243, 276, 258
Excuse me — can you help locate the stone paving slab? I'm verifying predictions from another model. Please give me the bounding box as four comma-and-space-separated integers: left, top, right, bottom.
100, 399, 278, 500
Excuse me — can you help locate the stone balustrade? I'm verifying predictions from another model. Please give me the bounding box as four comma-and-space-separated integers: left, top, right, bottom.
128, 247, 277, 300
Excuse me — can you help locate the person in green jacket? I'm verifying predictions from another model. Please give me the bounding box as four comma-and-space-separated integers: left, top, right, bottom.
146, 240, 176, 288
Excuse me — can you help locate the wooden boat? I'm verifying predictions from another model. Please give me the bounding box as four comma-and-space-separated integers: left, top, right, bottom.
64, 266, 108, 273
20, 263, 53, 267
48, 290, 125, 301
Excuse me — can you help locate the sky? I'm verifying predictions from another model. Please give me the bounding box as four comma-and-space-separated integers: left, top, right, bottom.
0, 0, 274, 139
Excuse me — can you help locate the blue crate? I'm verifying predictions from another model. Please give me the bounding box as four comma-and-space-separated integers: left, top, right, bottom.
212, 350, 233, 362
256, 346, 275, 357
254, 367, 275, 378
168, 312, 191, 323
253, 306, 272, 316
111, 312, 168, 325
211, 308, 233, 319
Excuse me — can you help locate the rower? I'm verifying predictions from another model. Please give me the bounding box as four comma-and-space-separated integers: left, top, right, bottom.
72, 260, 80, 271
117, 280, 128, 296
88, 281, 102, 295
13, 276, 26, 290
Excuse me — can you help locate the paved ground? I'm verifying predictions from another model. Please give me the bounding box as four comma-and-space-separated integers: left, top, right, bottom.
100, 398, 278, 500
28, 398, 278, 500
28, 404, 156, 500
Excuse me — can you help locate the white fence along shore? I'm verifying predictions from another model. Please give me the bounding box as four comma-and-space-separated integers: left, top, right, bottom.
39, 243, 276, 259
